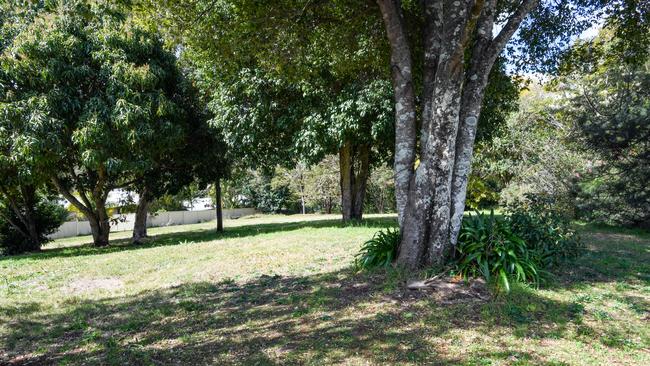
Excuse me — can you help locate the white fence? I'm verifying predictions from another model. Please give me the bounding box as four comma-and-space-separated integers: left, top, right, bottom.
49, 208, 257, 240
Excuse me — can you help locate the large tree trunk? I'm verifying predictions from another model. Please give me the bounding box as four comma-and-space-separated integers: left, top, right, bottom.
132, 188, 150, 244
215, 178, 223, 232
377, 0, 417, 227
377, 0, 539, 269
88, 213, 110, 247
339, 142, 371, 221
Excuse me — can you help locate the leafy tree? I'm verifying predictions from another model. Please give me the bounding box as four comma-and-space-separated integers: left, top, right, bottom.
0, 0, 62, 253
365, 165, 397, 214
304, 155, 341, 214
209, 68, 394, 221
558, 29, 650, 227
131, 84, 229, 242
0, 2, 201, 246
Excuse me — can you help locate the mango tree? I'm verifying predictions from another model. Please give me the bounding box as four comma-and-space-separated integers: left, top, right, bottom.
1, 2, 198, 246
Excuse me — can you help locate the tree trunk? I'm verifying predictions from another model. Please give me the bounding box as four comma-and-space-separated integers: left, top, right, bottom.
132, 189, 150, 244
339, 142, 371, 222
51, 176, 111, 247
215, 178, 223, 232
340, 142, 354, 221
377, 0, 539, 269
88, 213, 110, 247
377, 0, 417, 227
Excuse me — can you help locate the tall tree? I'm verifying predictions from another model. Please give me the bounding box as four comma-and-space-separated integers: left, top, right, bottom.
376, 0, 647, 268
558, 28, 650, 227
130, 77, 229, 243
1, 2, 203, 246
142, 0, 520, 226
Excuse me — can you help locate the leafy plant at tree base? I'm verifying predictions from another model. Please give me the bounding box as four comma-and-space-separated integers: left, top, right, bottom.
507, 194, 582, 267
455, 198, 581, 292
355, 228, 400, 270
456, 211, 539, 292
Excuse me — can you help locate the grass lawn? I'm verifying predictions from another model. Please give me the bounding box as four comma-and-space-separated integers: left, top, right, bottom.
1, 214, 648, 365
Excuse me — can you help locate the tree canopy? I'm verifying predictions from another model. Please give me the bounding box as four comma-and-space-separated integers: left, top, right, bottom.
0, 1, 223, 246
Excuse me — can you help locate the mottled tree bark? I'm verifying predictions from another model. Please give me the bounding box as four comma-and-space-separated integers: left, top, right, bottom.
377, 0, 417, 227
449, 0, 539, 247
378, 0, 539, 269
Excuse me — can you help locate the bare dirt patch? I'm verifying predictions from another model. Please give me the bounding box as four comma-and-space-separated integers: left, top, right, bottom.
405, 276, 491, 304
66, 278, 124, 294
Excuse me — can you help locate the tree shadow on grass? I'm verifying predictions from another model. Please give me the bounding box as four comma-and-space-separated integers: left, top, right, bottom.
1, 217, 398, 262
1, 267, 593, 366
549, 225, 650, 289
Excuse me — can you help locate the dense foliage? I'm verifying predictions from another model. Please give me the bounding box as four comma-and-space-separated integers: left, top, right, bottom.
0, 194, 67, 255
355, 228, 400, 270
0, 2, 223, 246
558, 31, 650, 228
470, 85, 586, 215
456, 196, 581, 291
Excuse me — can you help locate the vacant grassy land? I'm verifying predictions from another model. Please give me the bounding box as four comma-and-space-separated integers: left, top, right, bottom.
1, 214, 648, 365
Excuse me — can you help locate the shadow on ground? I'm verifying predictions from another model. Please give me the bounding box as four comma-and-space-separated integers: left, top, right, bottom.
1, 267, 589, 365
2, 217, 398, 262
1, 224, 648, 365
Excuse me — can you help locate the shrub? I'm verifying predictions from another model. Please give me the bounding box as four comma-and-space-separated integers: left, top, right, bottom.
456, 211, 539, 292
0, 198, 67, 255
355, 228, 400, 270
507, 194, 581, 267
456, 197, 581, 291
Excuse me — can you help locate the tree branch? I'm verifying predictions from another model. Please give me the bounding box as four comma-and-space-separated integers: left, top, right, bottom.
51, 176, 94, 218
485, 0, 539, 62
0, 209, 30, 240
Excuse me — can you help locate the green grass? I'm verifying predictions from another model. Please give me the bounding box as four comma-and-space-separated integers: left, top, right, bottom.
1, 214, 648, 365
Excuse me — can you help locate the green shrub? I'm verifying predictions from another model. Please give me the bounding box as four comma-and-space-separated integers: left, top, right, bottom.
456, 211, 539, 292
456, 197, 581, 291
355, 228, 400, 270
0, 198, 67, 255
507, 194, 581, 267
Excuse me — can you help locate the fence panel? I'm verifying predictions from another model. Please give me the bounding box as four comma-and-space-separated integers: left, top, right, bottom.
48, 208, 257, 240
